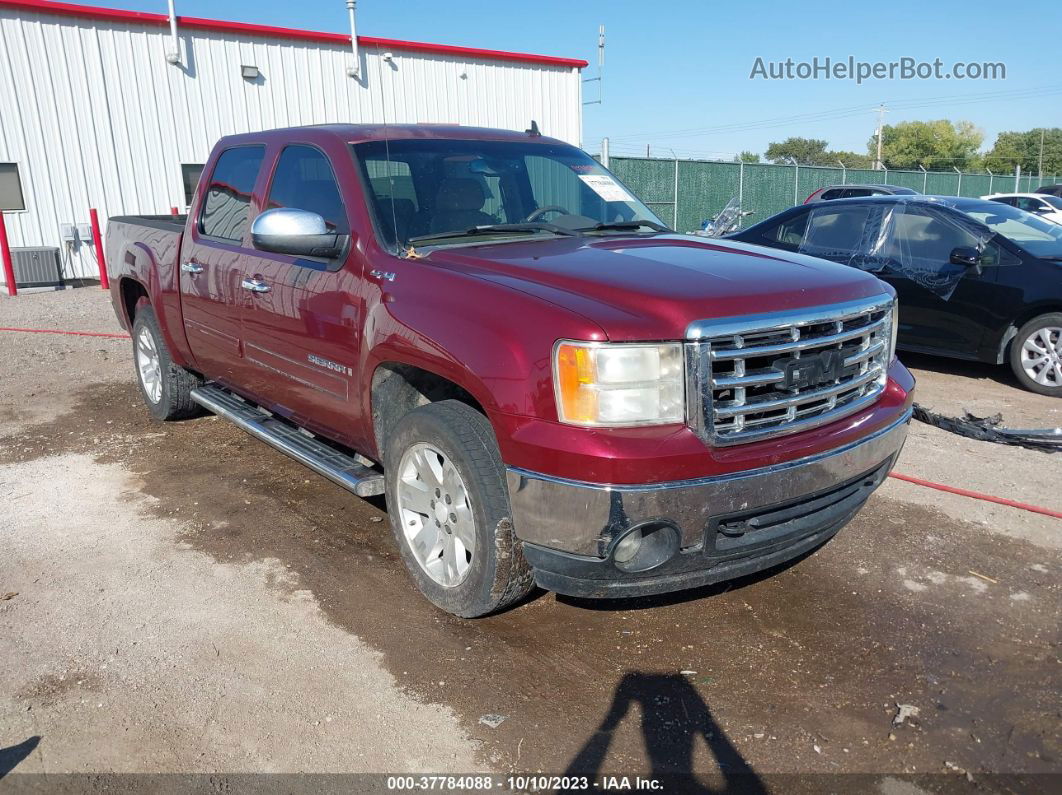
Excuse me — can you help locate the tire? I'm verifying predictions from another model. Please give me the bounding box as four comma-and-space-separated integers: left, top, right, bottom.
1009, 313, 1062, 397
131, 298, 203, 420
384, 400, 534, 617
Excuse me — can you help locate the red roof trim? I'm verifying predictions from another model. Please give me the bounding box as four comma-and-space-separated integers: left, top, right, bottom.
0, 0, 589, 68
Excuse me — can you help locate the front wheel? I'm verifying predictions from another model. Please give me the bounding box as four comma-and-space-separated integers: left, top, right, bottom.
384, 400, 534, 617
1009, 313, 1062, 397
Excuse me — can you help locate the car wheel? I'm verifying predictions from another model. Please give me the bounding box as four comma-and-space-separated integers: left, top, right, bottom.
131, 299, 203, 420
384, 400, 534, 617
1009, 313, 1062, 397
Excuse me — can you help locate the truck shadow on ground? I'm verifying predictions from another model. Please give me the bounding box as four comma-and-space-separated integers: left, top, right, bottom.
0, 736, 40, 778
564, 673, 765, 793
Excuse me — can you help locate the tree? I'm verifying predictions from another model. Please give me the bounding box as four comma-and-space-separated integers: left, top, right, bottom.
831, 150, 874, 169
872, 120, 983, 171
764, 138, 873, 168
734, 151, 761, 163
765, 137, 830, 165
983, 128, 1062, 176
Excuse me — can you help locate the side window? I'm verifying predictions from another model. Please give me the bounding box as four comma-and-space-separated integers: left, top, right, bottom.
991, 196, 1016, 207
819, 188, 845, 201
887, 209, 983, 265
1015, 197, 1041, 213
765, 212, 809, 248
199, 146, 264, 242
843, 188, 872, 198
800, 205, 873, 258
266, 145, 348, 234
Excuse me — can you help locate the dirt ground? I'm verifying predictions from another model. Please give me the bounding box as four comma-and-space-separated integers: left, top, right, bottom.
1, 289, 1059, 790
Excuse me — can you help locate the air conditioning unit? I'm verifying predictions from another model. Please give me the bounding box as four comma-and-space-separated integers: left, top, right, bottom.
10, 247, 63, 288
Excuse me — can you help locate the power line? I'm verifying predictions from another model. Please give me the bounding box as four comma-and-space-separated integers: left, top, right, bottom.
608, 84, 1062, 143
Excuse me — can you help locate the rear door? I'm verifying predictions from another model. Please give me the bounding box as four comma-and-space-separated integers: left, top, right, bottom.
179, 145, 265, 382
238, 143, 365, 442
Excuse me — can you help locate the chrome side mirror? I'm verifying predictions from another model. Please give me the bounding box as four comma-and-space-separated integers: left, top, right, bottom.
251, 208, 348, 258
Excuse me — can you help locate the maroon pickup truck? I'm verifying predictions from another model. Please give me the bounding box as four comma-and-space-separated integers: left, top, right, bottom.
107, 124, 914, 617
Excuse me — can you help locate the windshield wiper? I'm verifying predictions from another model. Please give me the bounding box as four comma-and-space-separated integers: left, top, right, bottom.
577, 220, 672, 234
408, 223, 581, 246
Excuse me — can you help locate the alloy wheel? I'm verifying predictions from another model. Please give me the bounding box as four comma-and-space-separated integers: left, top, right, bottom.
136, 327, 163, 404
396, 443, 476, 587
1020, 326, 1062, 387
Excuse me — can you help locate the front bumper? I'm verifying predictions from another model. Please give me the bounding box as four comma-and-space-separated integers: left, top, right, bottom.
506, 408, 911, 598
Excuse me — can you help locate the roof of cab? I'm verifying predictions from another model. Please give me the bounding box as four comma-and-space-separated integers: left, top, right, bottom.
216, 124, 567, 147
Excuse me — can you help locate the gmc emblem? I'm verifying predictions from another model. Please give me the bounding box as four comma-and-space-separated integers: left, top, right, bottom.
773, 350, 844, 390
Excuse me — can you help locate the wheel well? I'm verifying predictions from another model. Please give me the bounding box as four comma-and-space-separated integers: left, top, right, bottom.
998, 306, 1062, 363
120, 278, 149, 326
371, 363, 486, 458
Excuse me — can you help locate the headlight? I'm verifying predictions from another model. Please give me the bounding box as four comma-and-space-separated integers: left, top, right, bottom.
553, 341, 685, 427
888, 299, 899, 361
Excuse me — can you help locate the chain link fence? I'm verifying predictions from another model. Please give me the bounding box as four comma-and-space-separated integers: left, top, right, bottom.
604, 155, 1060, 233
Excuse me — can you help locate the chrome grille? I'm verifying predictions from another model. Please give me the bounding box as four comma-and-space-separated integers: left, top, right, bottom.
686, 296, 895, 446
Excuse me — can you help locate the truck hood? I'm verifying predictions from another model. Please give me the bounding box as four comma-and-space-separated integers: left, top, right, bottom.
424, 234, 890, 341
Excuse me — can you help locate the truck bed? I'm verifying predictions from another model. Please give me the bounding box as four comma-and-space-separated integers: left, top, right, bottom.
110, 214, 187, 232
105, 215, 187, 339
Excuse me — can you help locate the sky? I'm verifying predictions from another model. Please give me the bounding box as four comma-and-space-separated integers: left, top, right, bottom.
117, 0, 1062, 160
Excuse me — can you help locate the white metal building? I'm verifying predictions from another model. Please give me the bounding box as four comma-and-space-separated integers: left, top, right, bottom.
0, 0, 586, 283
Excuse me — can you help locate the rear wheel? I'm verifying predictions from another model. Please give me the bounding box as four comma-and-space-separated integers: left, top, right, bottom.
131, 299, 203, 420
1009, 313, 1062, 397
384, 400, 533, 617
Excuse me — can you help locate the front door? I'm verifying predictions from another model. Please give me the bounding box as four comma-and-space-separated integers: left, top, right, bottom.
238, 144, 364, 443
179, 144, 265, 382
876, 206, 1000, 356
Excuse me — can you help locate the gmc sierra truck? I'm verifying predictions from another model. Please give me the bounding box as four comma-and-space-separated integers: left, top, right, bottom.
107, 124, 914, 617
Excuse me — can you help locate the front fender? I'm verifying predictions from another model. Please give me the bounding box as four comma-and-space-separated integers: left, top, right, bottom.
359, 262, 606, 458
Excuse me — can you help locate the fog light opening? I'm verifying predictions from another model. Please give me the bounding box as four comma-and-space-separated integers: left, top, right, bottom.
611, 523, 679, 573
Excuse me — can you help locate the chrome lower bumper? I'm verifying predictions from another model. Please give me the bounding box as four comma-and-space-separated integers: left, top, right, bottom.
505, 409, 912, 557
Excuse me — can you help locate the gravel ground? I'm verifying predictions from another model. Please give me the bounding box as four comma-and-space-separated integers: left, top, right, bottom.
1, 288, 1059, 785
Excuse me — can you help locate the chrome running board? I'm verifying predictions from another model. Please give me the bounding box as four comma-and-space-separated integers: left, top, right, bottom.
190, 384, 385, 498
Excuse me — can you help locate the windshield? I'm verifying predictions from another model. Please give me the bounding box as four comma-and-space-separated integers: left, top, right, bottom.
1042, 195, 1062, 210
960, 203, 1062, 258
352, 138, 665, 249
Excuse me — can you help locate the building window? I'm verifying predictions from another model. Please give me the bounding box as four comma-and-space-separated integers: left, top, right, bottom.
0, 163, 26, 211
181, 163, 204, 208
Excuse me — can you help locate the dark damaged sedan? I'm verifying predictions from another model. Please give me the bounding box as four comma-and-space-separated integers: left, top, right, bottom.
730, 195, 1062, 396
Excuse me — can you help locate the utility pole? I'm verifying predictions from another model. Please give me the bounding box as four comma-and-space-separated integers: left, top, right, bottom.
1038, 128, 1045, 179
874, 104, 887, 171
582, 25, 605, 106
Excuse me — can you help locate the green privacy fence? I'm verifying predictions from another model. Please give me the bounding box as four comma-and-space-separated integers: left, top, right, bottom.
605, 156, 1061, 233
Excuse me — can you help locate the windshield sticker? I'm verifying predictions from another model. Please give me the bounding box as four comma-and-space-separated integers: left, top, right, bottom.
578, 174, 634, 203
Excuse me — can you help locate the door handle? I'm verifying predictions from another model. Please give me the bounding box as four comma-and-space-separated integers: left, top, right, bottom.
180, 262, 204, 274
241, 277, 271, 294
